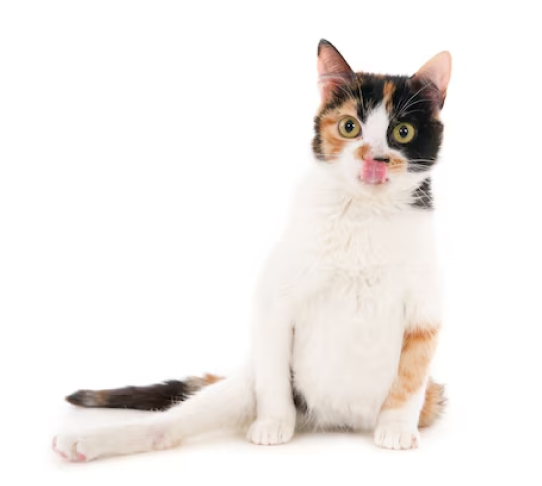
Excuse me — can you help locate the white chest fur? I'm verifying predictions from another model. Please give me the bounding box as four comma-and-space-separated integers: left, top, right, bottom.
278, 172, 438, 431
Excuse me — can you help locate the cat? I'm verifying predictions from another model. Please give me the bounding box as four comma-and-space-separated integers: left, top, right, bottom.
52, 39, 451, 461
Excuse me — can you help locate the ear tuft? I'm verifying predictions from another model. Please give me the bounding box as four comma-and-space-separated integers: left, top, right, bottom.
318, 39, 333, 55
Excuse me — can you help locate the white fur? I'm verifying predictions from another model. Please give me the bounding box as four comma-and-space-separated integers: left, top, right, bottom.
53, 104, 441, 461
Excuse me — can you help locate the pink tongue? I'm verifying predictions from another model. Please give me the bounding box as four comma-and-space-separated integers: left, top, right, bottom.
361, 160, 388, 184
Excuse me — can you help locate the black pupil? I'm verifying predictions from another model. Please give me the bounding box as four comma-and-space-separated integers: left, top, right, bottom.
345, 120, 355, 133
399, 126, 409, 138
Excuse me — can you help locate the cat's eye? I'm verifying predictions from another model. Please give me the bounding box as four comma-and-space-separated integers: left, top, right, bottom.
392, 122, 416, 144
338, 116, 361, 138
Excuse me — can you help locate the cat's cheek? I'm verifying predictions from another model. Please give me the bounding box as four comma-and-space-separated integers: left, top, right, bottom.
320, 129, 347, 161
336, 156, 361, 185
388, 155, 408, 175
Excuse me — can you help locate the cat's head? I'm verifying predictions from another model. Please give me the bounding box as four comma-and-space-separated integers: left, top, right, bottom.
312, 40, 451, 205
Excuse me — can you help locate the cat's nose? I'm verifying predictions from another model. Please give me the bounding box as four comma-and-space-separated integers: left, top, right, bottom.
373, 156, 390, 164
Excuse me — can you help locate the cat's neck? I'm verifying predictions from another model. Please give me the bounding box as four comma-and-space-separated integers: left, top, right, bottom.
297, 164, 433, 220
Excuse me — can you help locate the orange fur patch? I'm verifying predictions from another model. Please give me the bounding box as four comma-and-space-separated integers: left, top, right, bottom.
355, 145, 406, 174
320, 117, 347, 159
388, 154, 407, 174
202, 373, 224, 385
185, 373, 225, 394
383, 81, 396, 113
354, 144, 372, 160
319, 99, 360, 161
419, 379, 446, 427
382, 327, 439, 410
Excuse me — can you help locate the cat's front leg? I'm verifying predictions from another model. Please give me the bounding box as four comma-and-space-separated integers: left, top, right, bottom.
374, 326, 439, 450
246, 243, 307, 446
247, 300, 296, 446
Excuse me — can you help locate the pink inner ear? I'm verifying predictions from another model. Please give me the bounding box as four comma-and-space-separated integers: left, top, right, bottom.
415, 51, 452, 97
317, 41, 354, 102
318, 73, 354, 101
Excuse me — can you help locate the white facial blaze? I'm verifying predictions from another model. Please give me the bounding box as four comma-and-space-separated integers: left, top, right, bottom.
360, 103, 391, 157
332, 102, 428, 197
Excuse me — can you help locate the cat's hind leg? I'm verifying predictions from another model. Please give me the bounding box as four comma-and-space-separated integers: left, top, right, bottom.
53, 368, 255, 462
374, 327, 443, 450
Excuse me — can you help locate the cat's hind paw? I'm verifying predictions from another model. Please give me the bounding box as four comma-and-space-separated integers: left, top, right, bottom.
52, 434, 95, 462
51, 421, 175, 462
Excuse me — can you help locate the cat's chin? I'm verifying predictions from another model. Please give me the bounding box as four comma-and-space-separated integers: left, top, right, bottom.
358, 176, 390, 186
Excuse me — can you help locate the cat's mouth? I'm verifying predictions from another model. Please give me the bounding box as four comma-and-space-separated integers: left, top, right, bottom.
359, 159, 389, 185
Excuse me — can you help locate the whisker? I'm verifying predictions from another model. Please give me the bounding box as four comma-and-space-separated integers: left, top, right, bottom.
396, 83, 432, 118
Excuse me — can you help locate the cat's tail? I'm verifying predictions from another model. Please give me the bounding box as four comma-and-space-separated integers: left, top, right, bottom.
65, 373, 224, 411
419, 378, 447, 427
55, 370, 255, 461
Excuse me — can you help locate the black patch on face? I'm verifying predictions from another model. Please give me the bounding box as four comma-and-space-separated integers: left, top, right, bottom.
312, 73, 444, 210
387, 77, 443, 173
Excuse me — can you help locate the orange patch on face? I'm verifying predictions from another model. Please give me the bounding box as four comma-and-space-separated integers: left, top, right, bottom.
320, 116, 346, 159
388, 154, 407, 174
382, 326, 439, 410
354, 144, 372, 161
355, 146, 406, 176
383, 81, 396, 113
321, 133, 346, 159
318, 99, 360, 161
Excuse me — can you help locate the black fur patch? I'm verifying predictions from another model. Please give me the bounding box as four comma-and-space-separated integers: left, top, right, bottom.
411, 178, 434, 210
386, 78, 443, 173
66, 380, 189, 411
293, 388, 308, 414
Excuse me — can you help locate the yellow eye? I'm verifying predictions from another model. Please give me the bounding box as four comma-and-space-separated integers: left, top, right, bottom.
338, 116, 361, 138
393, 122, 416, 144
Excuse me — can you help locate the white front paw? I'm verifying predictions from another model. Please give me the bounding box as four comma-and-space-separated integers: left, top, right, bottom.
374, 425, 420, 450
247, 418, 295, 445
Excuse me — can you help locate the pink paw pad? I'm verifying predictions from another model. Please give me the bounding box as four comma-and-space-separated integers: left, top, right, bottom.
52, 436, 68, 459
52, 436, 87, 462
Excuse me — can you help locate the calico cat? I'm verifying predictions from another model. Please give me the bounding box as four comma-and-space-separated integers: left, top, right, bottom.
52, 39, 451, 461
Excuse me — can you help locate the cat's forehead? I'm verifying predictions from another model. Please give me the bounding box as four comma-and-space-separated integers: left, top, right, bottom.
355, 73, 409, 116
322, 72, 435, 123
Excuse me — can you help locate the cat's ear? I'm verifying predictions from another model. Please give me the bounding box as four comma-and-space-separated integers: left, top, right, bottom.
412, 51, 452, 108
317, 39, 355, 103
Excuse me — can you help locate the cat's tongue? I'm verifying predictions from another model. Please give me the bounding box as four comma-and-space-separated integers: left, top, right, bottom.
360, 159, 388, 184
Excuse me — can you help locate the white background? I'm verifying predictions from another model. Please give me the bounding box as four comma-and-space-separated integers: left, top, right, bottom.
1, 1, 541, 484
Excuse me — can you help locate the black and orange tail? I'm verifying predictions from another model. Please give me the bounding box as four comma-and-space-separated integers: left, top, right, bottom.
65, 374, 224, 411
